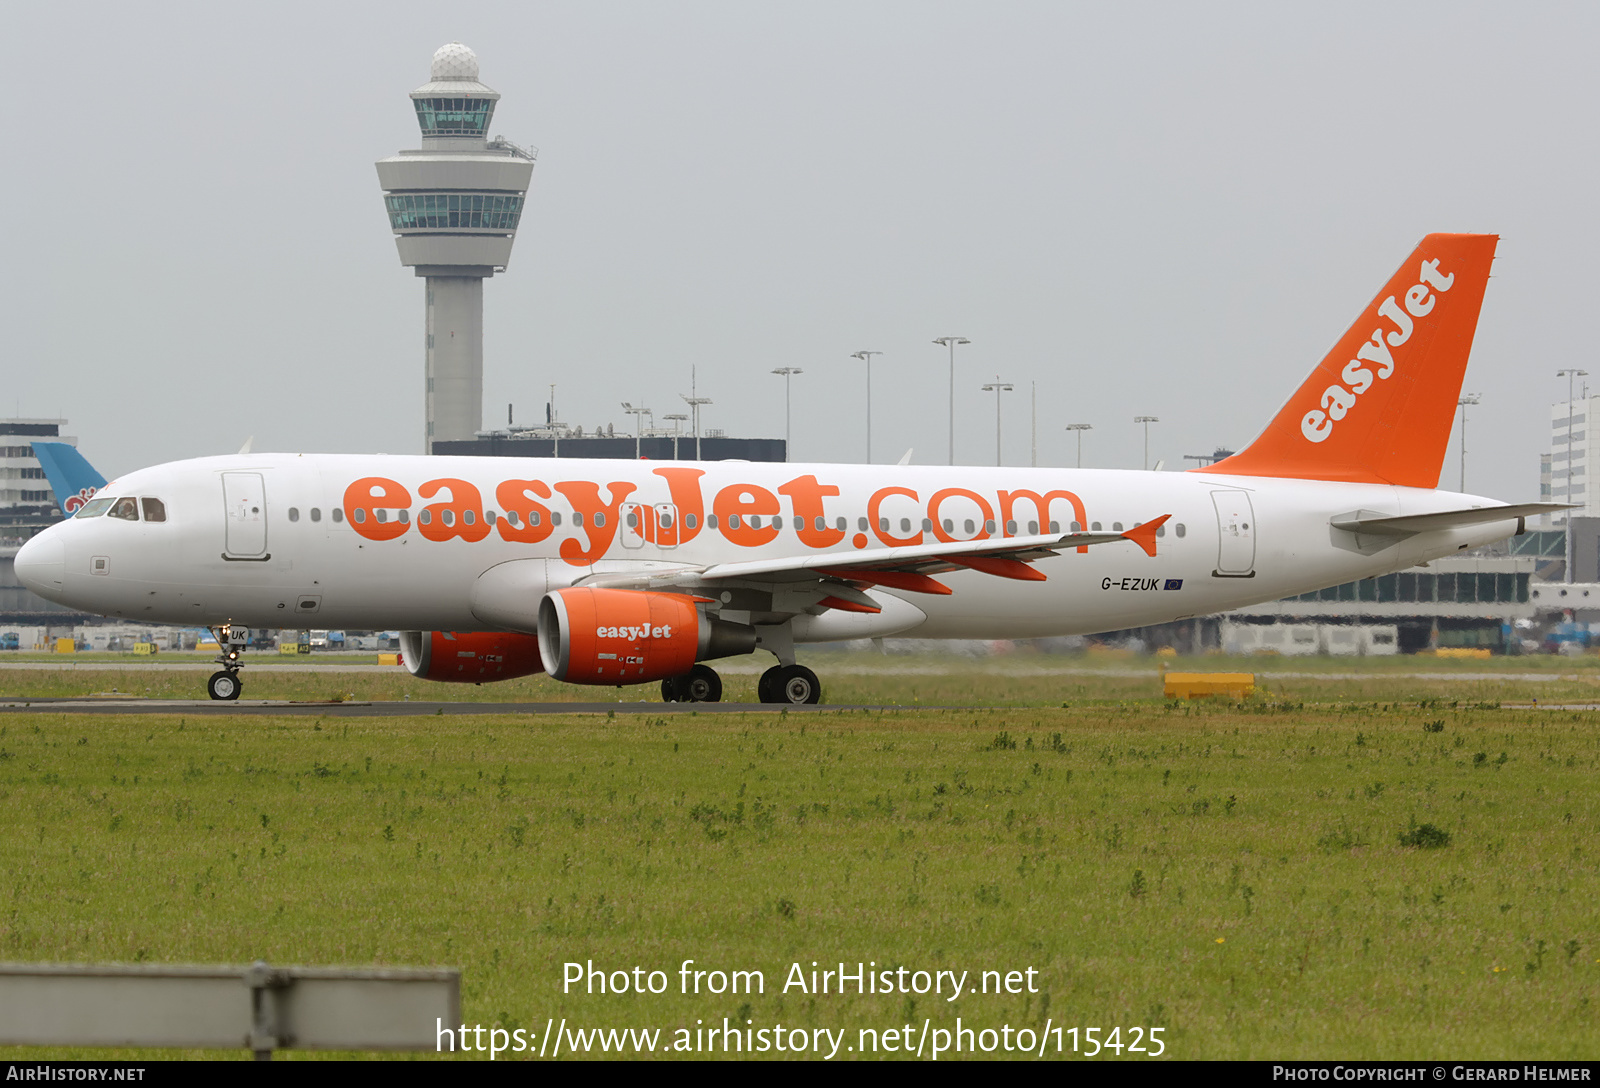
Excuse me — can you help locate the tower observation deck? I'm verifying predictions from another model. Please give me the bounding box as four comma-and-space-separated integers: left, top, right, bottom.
376, 43, 536, 452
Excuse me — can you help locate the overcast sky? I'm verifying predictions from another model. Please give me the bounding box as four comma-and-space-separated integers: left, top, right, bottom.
5, 2, 1595, 500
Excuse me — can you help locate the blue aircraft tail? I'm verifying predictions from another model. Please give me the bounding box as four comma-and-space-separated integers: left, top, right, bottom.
32, 442, 108, 516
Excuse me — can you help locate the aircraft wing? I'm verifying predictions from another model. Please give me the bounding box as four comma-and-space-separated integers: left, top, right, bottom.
577, 516, 1171, 613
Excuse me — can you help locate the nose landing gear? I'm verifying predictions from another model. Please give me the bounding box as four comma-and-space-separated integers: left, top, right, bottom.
206, 624, 248, 701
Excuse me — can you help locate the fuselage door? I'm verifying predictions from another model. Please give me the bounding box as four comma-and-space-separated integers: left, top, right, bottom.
222, 472, 268, 558
1211, 490, 1256, 577
654, 504, 679, 548
619, 503, 645, 549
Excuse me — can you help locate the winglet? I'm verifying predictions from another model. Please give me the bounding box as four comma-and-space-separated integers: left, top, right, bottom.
1122, 515, 1171, 558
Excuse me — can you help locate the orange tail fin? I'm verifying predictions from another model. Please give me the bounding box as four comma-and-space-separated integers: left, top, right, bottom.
1196, 233, 1498, 489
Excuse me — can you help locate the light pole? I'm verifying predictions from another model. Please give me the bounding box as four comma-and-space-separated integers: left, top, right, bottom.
1456, 393, 1480, 492
981, 377, 1014, 466
622, 401, 650, 459
771, 367, 803, 460
933, 337, 970, 465
1135, 416, 1159, 470
1556, 368, 1588, 583
1066, 423, 1092, 468
681, 366, 711, 462
851, 351, 880, 462
663, 413, 688, 460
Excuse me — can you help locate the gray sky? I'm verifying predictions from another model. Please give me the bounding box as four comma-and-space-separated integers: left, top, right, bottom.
5, 2, 1595, 500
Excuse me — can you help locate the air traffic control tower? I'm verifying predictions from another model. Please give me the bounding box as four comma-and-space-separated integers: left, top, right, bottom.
377, 43, 536, 452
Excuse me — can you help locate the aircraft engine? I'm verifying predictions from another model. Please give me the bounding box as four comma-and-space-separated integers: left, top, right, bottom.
398, 630, 545, 682
537, 587, 756, 684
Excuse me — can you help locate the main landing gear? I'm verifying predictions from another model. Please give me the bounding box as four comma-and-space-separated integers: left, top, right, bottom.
206, 624, 248, 701
661, 663, 723, 703
757, 664, 821, 705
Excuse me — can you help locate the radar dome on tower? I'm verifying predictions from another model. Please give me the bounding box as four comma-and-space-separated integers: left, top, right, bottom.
430, 42, 480, 82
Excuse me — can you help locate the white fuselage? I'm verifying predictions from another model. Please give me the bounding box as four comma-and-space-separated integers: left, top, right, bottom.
16, 454, 1519, 643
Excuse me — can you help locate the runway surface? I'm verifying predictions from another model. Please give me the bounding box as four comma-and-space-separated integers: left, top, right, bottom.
0, 660, 1589, 681
0, 696, 906, 716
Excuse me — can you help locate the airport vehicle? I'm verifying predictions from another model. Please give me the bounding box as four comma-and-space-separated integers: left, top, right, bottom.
13, 234, 1562, 703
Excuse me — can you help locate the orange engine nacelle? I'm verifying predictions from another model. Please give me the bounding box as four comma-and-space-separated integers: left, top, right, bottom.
537, 587, 756, 685
398, 630, 545, 683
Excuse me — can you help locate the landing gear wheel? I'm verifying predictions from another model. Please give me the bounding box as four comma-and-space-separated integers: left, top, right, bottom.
660, 677, 681, 703
207, 670, 242, 702
761, 664, 821, 705
757, 666, 781, 704
681, 664, 722, 703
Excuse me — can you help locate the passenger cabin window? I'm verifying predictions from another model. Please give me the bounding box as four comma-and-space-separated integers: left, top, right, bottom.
288, 507, 300, 523
109, 497, 139, 521
1175, 523, 1186, 538
685, 514, 698, 529
310, 508, 322, 522
331, 508, 343, 523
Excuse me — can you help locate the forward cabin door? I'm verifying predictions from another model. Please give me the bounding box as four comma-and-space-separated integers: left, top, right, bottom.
1211, 490, 1256, 577
222, 472, 269, 559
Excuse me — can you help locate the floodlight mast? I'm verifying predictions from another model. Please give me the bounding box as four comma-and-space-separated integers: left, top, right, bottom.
851, 351, 881, 463
933, 337, 970, 465
771, 368, 803, 460
1065, 423, 1092, 468
1455, 393, 1480, 492
622, 402, 650, 459
1135, 416, 1159, 471
663, 413, 688, 460
680, 367, 712, 462
980, 377, 1014, 466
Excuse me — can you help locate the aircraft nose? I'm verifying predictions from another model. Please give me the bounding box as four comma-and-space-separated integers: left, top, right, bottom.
14, 532, 65, 599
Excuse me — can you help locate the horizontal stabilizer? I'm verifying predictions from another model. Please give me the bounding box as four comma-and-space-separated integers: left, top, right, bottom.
1331, 502, 1573, 536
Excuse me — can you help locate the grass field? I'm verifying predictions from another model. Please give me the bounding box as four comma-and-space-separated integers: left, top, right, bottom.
0, 655, 1597, 1060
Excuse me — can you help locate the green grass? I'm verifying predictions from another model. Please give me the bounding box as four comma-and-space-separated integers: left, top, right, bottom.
9, 648, 1600, 705
0, 682, 1597, 1059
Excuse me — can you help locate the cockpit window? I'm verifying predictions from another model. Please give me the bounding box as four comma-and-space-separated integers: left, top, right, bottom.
108, 497, 140, 521
141, 498, 167, 522
75, 497, 115, 518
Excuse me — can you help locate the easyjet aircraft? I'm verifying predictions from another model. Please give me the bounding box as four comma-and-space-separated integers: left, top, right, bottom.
15, 233, 1560, 703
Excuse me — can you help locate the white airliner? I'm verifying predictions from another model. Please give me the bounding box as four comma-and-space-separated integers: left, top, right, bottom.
15, 233, 1561, 703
